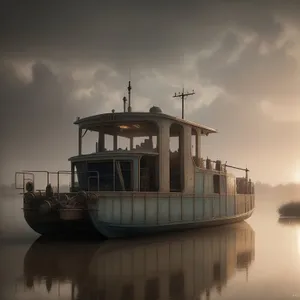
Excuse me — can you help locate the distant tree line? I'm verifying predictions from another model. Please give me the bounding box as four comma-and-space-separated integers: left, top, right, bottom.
0, 184, 18, 196
255, 182, 300, 200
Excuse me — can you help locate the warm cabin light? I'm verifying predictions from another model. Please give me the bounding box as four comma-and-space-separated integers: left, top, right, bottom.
119, 124, 140, 129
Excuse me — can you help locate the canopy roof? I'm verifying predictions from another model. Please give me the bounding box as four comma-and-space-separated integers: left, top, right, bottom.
74, 111, 217, 136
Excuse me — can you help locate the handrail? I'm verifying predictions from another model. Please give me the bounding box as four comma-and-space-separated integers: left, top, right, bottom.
207, 159, 249, 172
16, 169, 102, 193
15, 172, 35, 192
16, 159, 252, 196
21, 170, 50, 185
224, 164, 249, 172
202, 158, 249, 173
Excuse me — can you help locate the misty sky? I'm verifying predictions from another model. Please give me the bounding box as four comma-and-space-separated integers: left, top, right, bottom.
1, 0, 300, 185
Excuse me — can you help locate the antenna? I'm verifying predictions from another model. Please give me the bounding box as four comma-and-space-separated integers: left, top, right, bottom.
173, 87, 195, 119
127, 81, 132, 112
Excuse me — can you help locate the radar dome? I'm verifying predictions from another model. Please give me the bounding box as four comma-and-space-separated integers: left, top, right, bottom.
149, 106, 162, 113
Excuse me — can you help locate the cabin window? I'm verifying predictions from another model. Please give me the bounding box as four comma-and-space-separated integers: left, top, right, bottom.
140, 155, 159, 191
114, 160, 133, 191
73, 161, 88, 190
73, 160, 134, 191
88, 161, 114, 191
70, 164, 81, 192
213, 175, 220, 193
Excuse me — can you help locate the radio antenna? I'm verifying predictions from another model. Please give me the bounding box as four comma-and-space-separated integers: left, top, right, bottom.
173, 88, 195, 119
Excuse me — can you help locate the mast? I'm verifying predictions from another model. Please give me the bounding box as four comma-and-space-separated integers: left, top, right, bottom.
173, 88, 195, 119
127, 81, 132, 112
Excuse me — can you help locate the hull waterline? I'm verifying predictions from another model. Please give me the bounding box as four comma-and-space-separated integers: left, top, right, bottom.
89, 210, 254, 238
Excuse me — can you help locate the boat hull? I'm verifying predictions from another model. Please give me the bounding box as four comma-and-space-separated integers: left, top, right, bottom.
24, 208, 253, 238
22, 192, 102, 238
88, 193, 255, 238
24, 209, 101, 237
22, 192, 254, 239
89, 210, 253, 238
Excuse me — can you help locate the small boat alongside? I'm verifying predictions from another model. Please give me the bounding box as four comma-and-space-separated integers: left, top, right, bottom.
15, 82, 255, 238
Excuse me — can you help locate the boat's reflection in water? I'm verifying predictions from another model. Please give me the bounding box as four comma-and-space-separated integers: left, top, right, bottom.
20, 222, 255, 300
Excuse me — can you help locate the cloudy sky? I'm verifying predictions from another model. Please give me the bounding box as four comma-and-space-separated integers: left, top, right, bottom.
1, 0, 300, 185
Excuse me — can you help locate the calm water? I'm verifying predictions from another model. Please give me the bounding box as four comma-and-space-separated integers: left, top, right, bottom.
0, 194, 299, 300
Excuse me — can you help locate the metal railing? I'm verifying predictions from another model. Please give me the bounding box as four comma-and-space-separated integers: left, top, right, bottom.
195, 157, 252, 195
15, 170, 100, 194
198, 157, 249, 175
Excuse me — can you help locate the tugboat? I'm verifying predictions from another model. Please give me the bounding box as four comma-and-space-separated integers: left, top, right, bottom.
15, 81, 255, 238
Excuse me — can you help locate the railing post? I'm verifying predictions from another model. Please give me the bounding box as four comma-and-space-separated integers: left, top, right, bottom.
131, 193, 134, 224
245, 168, 249, 194
78, 127, 82, 155
193, 194, 195, 221
144, 194, 147, 224
22, 173, 25, 193
180, 194, 183, 221
169, 194, 171, 222
120, 193, 123, 225
157, 192, 159, 224
70, 164, 74, 190
57, 171, 60, 199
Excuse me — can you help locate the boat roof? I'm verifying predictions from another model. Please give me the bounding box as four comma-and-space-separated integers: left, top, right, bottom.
74, 111, 217, 135
68, 151, 158, 162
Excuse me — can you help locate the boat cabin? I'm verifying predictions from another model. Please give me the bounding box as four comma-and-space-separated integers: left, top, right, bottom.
68, 106, 217, 194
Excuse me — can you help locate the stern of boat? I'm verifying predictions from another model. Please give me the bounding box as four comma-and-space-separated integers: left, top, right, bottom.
14, 171, 100, 236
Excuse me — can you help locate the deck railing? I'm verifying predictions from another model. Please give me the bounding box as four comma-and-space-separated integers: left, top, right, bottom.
195, 157, 249, 176
15, 158, 252, 195
15, 170, 100, 194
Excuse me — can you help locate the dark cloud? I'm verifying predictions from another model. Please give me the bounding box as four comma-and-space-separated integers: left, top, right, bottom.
197, 36, 300, 103
0, 0, 287, 65
2, 1, 300, 184
0, 62, 75, 165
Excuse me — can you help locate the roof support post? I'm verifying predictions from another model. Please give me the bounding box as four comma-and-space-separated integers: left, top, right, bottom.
78, 127, 82, 155
158, 120, 170, 192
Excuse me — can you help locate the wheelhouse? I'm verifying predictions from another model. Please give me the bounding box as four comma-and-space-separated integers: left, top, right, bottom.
68, 108, 217, 193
